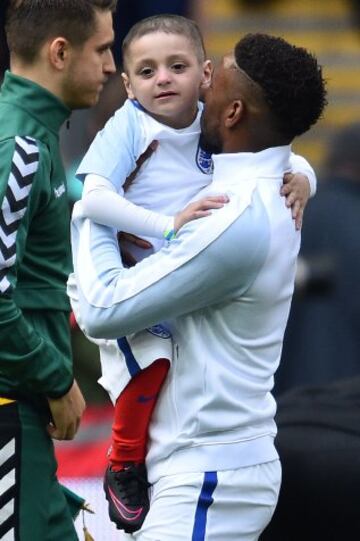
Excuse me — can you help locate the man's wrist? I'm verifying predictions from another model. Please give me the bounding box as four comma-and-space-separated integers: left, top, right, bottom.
46, 377, 74, 399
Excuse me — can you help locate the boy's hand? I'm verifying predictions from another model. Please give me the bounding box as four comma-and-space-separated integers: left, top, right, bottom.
281, 172, 311, 230
174, 194, 229, 233
47, 380, 86, 440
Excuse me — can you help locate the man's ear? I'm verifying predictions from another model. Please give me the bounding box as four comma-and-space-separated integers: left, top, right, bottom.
200, 59, 212, 89
225, 99, 244, 128
121, 72, 135, 100
49, 38, 69, 70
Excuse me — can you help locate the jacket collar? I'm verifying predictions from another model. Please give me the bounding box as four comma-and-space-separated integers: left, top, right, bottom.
1, 70, 71, 134
212, 145, 292, 185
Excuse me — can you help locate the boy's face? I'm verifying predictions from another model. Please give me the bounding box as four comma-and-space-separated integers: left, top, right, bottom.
122, 32, 211, 129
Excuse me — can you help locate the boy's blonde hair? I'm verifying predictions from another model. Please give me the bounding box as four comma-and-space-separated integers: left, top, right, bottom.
122, 14, 206, 72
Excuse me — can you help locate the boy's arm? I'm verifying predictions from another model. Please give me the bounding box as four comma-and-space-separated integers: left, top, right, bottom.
82, 174, 228, 240
82, 174, 174, 238
282, 152, 317, 229
289, 152, 317, 196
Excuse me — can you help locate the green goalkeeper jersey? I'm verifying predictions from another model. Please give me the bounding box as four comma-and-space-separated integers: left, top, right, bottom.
0, 71, 74, 403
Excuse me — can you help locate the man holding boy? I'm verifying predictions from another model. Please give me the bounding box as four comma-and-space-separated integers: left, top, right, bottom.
72, 13, 317, 535
0, 1, 116, 539
70, 32, 326, 540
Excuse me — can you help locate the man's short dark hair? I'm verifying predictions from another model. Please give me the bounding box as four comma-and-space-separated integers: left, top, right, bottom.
122, 14, 206, 72
5, 0, 118, 63
234, 33, 327, 141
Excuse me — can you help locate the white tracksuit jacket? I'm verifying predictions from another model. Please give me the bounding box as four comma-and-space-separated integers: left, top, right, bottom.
69, 145, 301, 483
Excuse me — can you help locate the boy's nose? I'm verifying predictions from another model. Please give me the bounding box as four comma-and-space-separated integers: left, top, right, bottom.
156, 68, 171, 85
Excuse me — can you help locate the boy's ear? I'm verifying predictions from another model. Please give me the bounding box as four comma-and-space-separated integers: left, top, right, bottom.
200, 59, 212, 89
121, 72, 135, 100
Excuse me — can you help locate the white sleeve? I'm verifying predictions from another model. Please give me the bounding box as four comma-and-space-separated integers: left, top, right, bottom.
76, 99, 144, 192
82, 174, 174, 238
289, 152, 317, 197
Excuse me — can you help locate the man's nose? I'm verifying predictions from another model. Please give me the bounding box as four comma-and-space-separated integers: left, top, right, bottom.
104, 50, 116, 74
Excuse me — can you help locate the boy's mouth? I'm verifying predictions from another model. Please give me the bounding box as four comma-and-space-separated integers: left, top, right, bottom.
155, 91, 178, 99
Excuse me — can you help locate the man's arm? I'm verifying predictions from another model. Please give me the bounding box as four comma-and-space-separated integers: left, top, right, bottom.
0, 138, 74, 398
69, 188, 269, 339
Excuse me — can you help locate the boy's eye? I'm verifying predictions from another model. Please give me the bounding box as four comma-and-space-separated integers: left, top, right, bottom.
139, 67, 154, 77
172, 63, 186, 72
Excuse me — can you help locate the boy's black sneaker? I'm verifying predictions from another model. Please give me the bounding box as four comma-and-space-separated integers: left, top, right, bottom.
103, 463, 150, 533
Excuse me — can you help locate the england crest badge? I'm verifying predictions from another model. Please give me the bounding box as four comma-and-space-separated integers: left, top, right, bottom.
196, 143, 213, 174
146, 324, 172, 339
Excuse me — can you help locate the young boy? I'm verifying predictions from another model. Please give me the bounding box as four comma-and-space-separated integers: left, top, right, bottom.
71, 14, 316, 534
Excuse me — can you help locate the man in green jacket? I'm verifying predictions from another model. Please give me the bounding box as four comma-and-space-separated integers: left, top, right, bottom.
0, 1, 116, 538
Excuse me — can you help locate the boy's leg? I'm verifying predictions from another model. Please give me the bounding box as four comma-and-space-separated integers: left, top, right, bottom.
110, 357, 170, 469
0, 400, 78, 541
101, 326, 171, 533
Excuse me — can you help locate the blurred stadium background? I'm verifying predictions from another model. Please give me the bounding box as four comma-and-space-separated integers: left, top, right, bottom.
204, 0, 360, 170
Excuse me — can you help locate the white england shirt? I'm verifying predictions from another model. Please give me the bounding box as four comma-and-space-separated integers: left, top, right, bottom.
76, 98, 316, 257
77, 99, 213, 255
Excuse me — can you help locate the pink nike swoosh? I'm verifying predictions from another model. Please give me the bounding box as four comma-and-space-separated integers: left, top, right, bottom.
108, 486, 143, 521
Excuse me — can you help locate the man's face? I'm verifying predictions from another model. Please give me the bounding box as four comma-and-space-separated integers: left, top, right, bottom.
200, 55, 233, 154
62, 10, 115, 109
123, 32, 209, 129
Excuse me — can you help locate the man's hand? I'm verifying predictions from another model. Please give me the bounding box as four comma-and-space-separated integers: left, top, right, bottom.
117, 232, 153, 267
174, 194, 229, 233
47, 380, 86, 440
281, 172, 311, 230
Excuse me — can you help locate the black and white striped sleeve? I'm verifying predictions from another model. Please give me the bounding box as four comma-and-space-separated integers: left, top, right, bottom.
0, 136, 39, 294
